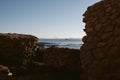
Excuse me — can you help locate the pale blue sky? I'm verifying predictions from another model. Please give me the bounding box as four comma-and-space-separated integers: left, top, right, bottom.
0, 0, 101, 38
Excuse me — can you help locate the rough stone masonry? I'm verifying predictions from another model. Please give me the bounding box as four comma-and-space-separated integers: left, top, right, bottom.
0, 33, 38, 67
80, 0, 120, 80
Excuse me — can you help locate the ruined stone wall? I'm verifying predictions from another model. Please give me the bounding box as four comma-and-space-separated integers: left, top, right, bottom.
37, 47, 80, 71
80, 0, 120, 80
0, 33, 38, 67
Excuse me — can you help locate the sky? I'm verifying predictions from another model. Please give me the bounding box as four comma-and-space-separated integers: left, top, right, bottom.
0, 0, 101, 38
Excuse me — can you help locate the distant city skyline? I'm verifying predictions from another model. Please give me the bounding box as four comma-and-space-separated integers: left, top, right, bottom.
0, 0, 101, 38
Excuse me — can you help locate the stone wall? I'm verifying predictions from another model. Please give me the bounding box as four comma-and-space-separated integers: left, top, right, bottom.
37, 47, 80, 71
0, 33, 38, 67
80, 0, 120, 80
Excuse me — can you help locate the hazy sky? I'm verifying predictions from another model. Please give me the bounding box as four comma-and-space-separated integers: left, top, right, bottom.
0, 0, 101, 38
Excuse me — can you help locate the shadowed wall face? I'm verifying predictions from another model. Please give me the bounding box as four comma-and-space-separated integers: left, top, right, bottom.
80, 0, 120, 80
0, 33, 38, 67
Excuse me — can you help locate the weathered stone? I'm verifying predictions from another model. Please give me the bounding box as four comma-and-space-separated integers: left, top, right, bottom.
0, 33, 38, 67
97, 42, 106, 47
116, 17, 120, 25
92, 48, 105, 59
84, 27, 93, 32
114, 37, 120, 45
114, 26, 120, 36
82, 44, 95, 51
108, 46, 120, 57
93, 36, 101, 43
100, 16, 109, 24
103, 22, 114, 32
0, 65, 12, 79
110, 12, 120, 19
94, 24, 102, 32
37, 47, 80, 71
101, 32, 113, 41
80, 0, 120, 80
82, 36, 93, 43
82, 36, 87, 42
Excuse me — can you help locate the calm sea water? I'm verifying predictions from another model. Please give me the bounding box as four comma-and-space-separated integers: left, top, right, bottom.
39, 38, 83, 49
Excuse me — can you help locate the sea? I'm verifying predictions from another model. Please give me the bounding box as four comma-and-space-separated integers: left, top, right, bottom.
39, 38, 83, 50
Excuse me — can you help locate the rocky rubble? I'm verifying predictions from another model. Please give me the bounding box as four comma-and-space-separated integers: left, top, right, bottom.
80, 0, 120, 80
0, 33, 80, 80
0, 65, 12, 79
